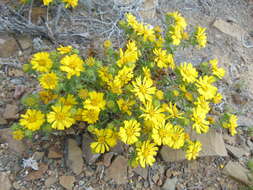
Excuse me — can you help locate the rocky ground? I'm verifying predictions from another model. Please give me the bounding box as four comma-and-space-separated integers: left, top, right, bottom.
0, 0, 253, 189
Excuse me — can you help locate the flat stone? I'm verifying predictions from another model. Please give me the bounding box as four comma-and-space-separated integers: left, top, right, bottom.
223, 134, 236, 145
133, 166, 148, 179
0, 172, 11, 190
162, 177, 178, 190
17, 36, 32, 50
223, 161, 253, 185
161, 129, 227, 162
82, 133, 100, 164
237, 115, 253, 128
103, 152, 114, 167
226, 145, 248, 159
59, 176, 75, 190
45, 176, 58, 187
0, 128, 26, 155
67, 139, 84, 175
32, 151, 45, 161
3, 104, 18, 120
213, 19, 245, 41
48, 146, 63, 159
25, 163, 48, 180
0, 117, 7, 125
0, 35, 19, 58
106, 155, 128, 184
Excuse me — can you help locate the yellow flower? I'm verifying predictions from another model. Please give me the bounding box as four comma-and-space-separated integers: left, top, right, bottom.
19, 109, 45, 131
194, 96, 210, 114
83, 91, 106, 111
166, 124, 185, 149
31, 52, 52, 72
136, 24, 156, 42
39, 90, 57, 104
186, 141, 202, 160
126, 13, 138, 28
173, 90, 179, 96
59, 94, 77, 107
155, 90, 164, 100
108, 79, 123, 94
85, 57, 96, 66
213, 92, 223, 104
185, 92, 193, 102
195, 26, 207, 48
191, 107, 209, 134
168, 11, 187, 30
209, 59, 225, 79
98, 66, 113, 83
152, 120, 171, 146
74, 108, 83, 121
117, 98, 135, 116
12, 130, 25, 140
60, 54, 84, 79
136, 141, 158, 168
222, 114, 238, 136
132, 76, 156, 103
196, 76, 217, 100
179, 62, 198, 83
57, 45, 72, 54
78, 89, 89, 99
140, 101, 165, 124
155, 36, 165, 48
164, 102, 184, 119
153, 48, 174, 69
169, 25, 182, 46
115, 65, 135, 86
104, 40, 112, 49
142, 67, 152, 79
90, 129, 116, 153
82, 108, 100, 124
43, 0, 53, 6
47, 105, 75, 130
61, 0, 78, 8
39, 72, 58, 90
119, 119, 141, 144
117, 41, 139, 67
154, 26, 162, 33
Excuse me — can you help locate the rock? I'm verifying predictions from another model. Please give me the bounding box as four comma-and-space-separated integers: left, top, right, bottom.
0, 117, 7, 125
0, 35, 19, 58
0, 172, 11, 190
45, 176, 58, 187
32, 151, 45, 161
103, 152, 114, 167
48, 147, 63, 159
0, 128, 26, 155
25, 163, 48, 180
226, 145, 249, 159
67, 139, 84, 175
231, 93, 248, 105
237, 115, 253, 128
17, 36, 32, 50
133, 166, 148, 179
223, 161, 253, 185
161, 129, 227, 162
223, 134, 236, 145
59, 176, 75, 190
140, 0, 158, 20
213, 19, 245, 41
106, 155, 128, 184
14, 85, 26, 99
82, 133, 100, 164
110, 141, 124, 154
3, 104, 18, 120
162, 177, 178, 190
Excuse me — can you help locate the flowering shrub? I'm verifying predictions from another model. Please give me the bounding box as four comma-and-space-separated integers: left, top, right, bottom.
20, 0, 78, 8
12, 12, 238, 168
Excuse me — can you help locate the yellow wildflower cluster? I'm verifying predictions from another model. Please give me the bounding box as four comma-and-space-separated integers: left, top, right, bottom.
20, 0, 78, 8
13, 12, 237, 168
